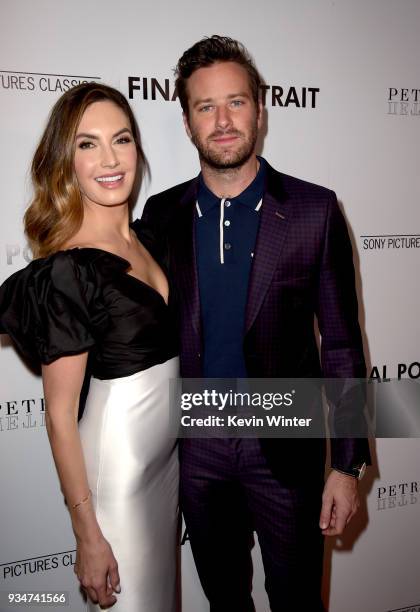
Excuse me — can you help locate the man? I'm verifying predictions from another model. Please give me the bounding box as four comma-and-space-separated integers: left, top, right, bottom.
137, 35, 370, 611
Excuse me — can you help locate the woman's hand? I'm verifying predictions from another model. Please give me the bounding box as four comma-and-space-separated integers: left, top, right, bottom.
74, 535, 120, 608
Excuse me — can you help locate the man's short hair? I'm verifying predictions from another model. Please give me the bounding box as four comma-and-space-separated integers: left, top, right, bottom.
175, 35, 262, 117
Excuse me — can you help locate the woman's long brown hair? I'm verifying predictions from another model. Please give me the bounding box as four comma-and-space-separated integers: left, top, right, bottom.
24, 82, 145, 258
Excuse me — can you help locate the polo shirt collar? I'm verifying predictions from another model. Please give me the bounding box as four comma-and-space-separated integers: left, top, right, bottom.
197, 156, 267, 215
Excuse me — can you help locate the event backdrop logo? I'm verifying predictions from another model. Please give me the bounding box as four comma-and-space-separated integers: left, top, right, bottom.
1, 243, 33, 267
369, 362, 420, 381
1, 549, 75, 580
0, 397, 45, 433
388, 87, 420, 116
128, 76, 320, 108
0, 70, 101, 93
361, 234, 420, 251
376, 480, 419, 512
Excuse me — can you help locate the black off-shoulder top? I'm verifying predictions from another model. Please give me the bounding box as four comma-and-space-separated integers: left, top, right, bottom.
0, 246, 178, 380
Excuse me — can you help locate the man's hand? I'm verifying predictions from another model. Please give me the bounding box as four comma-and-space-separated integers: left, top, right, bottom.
319, 470, 360, 536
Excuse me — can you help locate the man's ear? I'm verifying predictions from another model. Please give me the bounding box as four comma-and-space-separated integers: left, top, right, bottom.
183, 112, 192, 139
257, 100, 263, 130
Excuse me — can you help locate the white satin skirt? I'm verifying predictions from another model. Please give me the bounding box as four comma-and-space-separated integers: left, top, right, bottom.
78, 356, 180, 612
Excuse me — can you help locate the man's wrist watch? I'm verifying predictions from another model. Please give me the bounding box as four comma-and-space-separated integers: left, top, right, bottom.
335, 462, 367, 480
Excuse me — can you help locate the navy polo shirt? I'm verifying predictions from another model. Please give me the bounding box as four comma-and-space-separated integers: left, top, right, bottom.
195, 157, 266, 377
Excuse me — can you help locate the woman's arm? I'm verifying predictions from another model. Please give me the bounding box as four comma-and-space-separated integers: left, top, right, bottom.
42, 353, 120, 608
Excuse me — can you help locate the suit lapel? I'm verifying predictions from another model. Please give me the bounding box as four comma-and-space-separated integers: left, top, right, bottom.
245, 166, 293, 333
171, 178, 201, 338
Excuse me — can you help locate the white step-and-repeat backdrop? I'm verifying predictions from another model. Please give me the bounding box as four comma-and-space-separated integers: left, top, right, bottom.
1, 1, 419, 611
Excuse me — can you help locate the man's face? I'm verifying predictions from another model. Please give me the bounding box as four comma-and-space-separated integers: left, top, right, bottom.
183, 61, 262, 170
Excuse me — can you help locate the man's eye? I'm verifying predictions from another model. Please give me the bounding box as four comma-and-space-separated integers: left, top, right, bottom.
78, 141, 94, 149
199, 105, 213, 112
231, 100, 244, 107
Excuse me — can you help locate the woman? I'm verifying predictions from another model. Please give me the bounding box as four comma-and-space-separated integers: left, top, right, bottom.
0, 83, 179, 611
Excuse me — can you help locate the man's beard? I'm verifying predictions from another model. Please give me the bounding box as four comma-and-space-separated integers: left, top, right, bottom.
190, 123, 258, 170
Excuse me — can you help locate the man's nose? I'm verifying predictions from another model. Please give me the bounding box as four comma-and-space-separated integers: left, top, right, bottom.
215, 106, 232, 129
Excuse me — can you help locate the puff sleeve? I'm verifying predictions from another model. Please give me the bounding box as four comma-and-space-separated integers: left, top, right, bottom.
0, 250, 110, 364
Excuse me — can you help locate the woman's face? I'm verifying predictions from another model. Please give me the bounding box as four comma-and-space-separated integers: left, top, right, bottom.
74, 100, 138, 209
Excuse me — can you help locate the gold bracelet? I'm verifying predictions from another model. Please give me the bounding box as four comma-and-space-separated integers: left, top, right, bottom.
71, 490, 92, 509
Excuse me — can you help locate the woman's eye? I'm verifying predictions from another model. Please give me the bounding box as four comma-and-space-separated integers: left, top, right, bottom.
116, 136, 132, 144
78, 141, 94, 150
